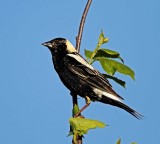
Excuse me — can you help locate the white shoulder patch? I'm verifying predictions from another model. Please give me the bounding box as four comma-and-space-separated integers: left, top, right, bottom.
66, 40, 77, 53
67, 53, 95, 70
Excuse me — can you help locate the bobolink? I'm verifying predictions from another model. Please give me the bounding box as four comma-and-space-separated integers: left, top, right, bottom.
42, 38, 142, 119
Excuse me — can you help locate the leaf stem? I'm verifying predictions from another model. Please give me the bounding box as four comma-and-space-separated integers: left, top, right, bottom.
89, 43, 100, 64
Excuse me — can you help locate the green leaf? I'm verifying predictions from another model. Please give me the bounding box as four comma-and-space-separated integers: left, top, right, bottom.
94, 49, 124, 63
116, 138, 121, 144
69, 118, 106, 135
96, 57, 135, 80
102, 74, 126, 88
72, 104, 80, 117
84, 48, 124, 63
88, 30, 109, 64
98, 30, 109, 47
84, 49, 93, 60
115, 139, 137, 144
69, 117, 106, 143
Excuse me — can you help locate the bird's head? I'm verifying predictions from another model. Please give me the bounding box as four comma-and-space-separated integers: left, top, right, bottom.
42, 38, 77, 55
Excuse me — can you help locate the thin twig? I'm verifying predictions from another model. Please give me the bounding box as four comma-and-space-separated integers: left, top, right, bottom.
76, 0, 92, 52
74, 103, 90, 118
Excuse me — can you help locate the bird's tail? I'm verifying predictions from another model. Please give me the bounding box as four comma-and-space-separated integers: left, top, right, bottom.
100, 95, 143, 119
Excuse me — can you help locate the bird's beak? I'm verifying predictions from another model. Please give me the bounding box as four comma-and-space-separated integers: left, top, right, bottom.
42, 42, 52, 47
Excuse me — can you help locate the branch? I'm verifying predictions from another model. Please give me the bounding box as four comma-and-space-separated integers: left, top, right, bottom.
72, 0, 92, 108
71, 0, 92, 144
76, 0, 92, 52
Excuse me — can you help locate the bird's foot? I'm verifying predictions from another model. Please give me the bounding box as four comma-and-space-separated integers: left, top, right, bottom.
74, 96, 91, 118
85, 96, 91, 105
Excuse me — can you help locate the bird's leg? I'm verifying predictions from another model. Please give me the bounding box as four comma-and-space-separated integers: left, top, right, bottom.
74, 96, 91, 118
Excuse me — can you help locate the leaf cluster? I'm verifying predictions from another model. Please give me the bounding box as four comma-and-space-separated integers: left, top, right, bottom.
69, 31, 137, 143
85, 30, 135, 88
68, 105, 106, 144
69, 117, 106, 143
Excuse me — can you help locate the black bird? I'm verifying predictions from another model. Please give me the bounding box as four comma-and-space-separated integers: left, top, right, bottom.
42, 38, 143, 119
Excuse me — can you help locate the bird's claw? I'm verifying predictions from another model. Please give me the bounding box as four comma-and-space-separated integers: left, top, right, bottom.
85, 96, 91, 105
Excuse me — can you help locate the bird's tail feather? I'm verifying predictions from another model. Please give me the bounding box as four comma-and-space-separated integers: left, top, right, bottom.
100, 95, 143, 119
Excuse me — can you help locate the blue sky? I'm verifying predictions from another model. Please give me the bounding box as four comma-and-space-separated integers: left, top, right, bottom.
0, 0, 159, 143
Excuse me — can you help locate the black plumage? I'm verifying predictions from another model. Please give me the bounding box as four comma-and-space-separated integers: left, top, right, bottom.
42, 38, 143, 119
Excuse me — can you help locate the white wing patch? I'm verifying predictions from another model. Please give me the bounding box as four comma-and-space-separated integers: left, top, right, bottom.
67, 54, 95, 70
93, 88, 122, 102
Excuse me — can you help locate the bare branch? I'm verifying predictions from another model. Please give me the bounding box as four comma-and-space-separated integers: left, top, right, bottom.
76, 0, 92, 52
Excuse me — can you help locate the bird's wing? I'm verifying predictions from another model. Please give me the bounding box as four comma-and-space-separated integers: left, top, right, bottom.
63, 53, 123, 100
